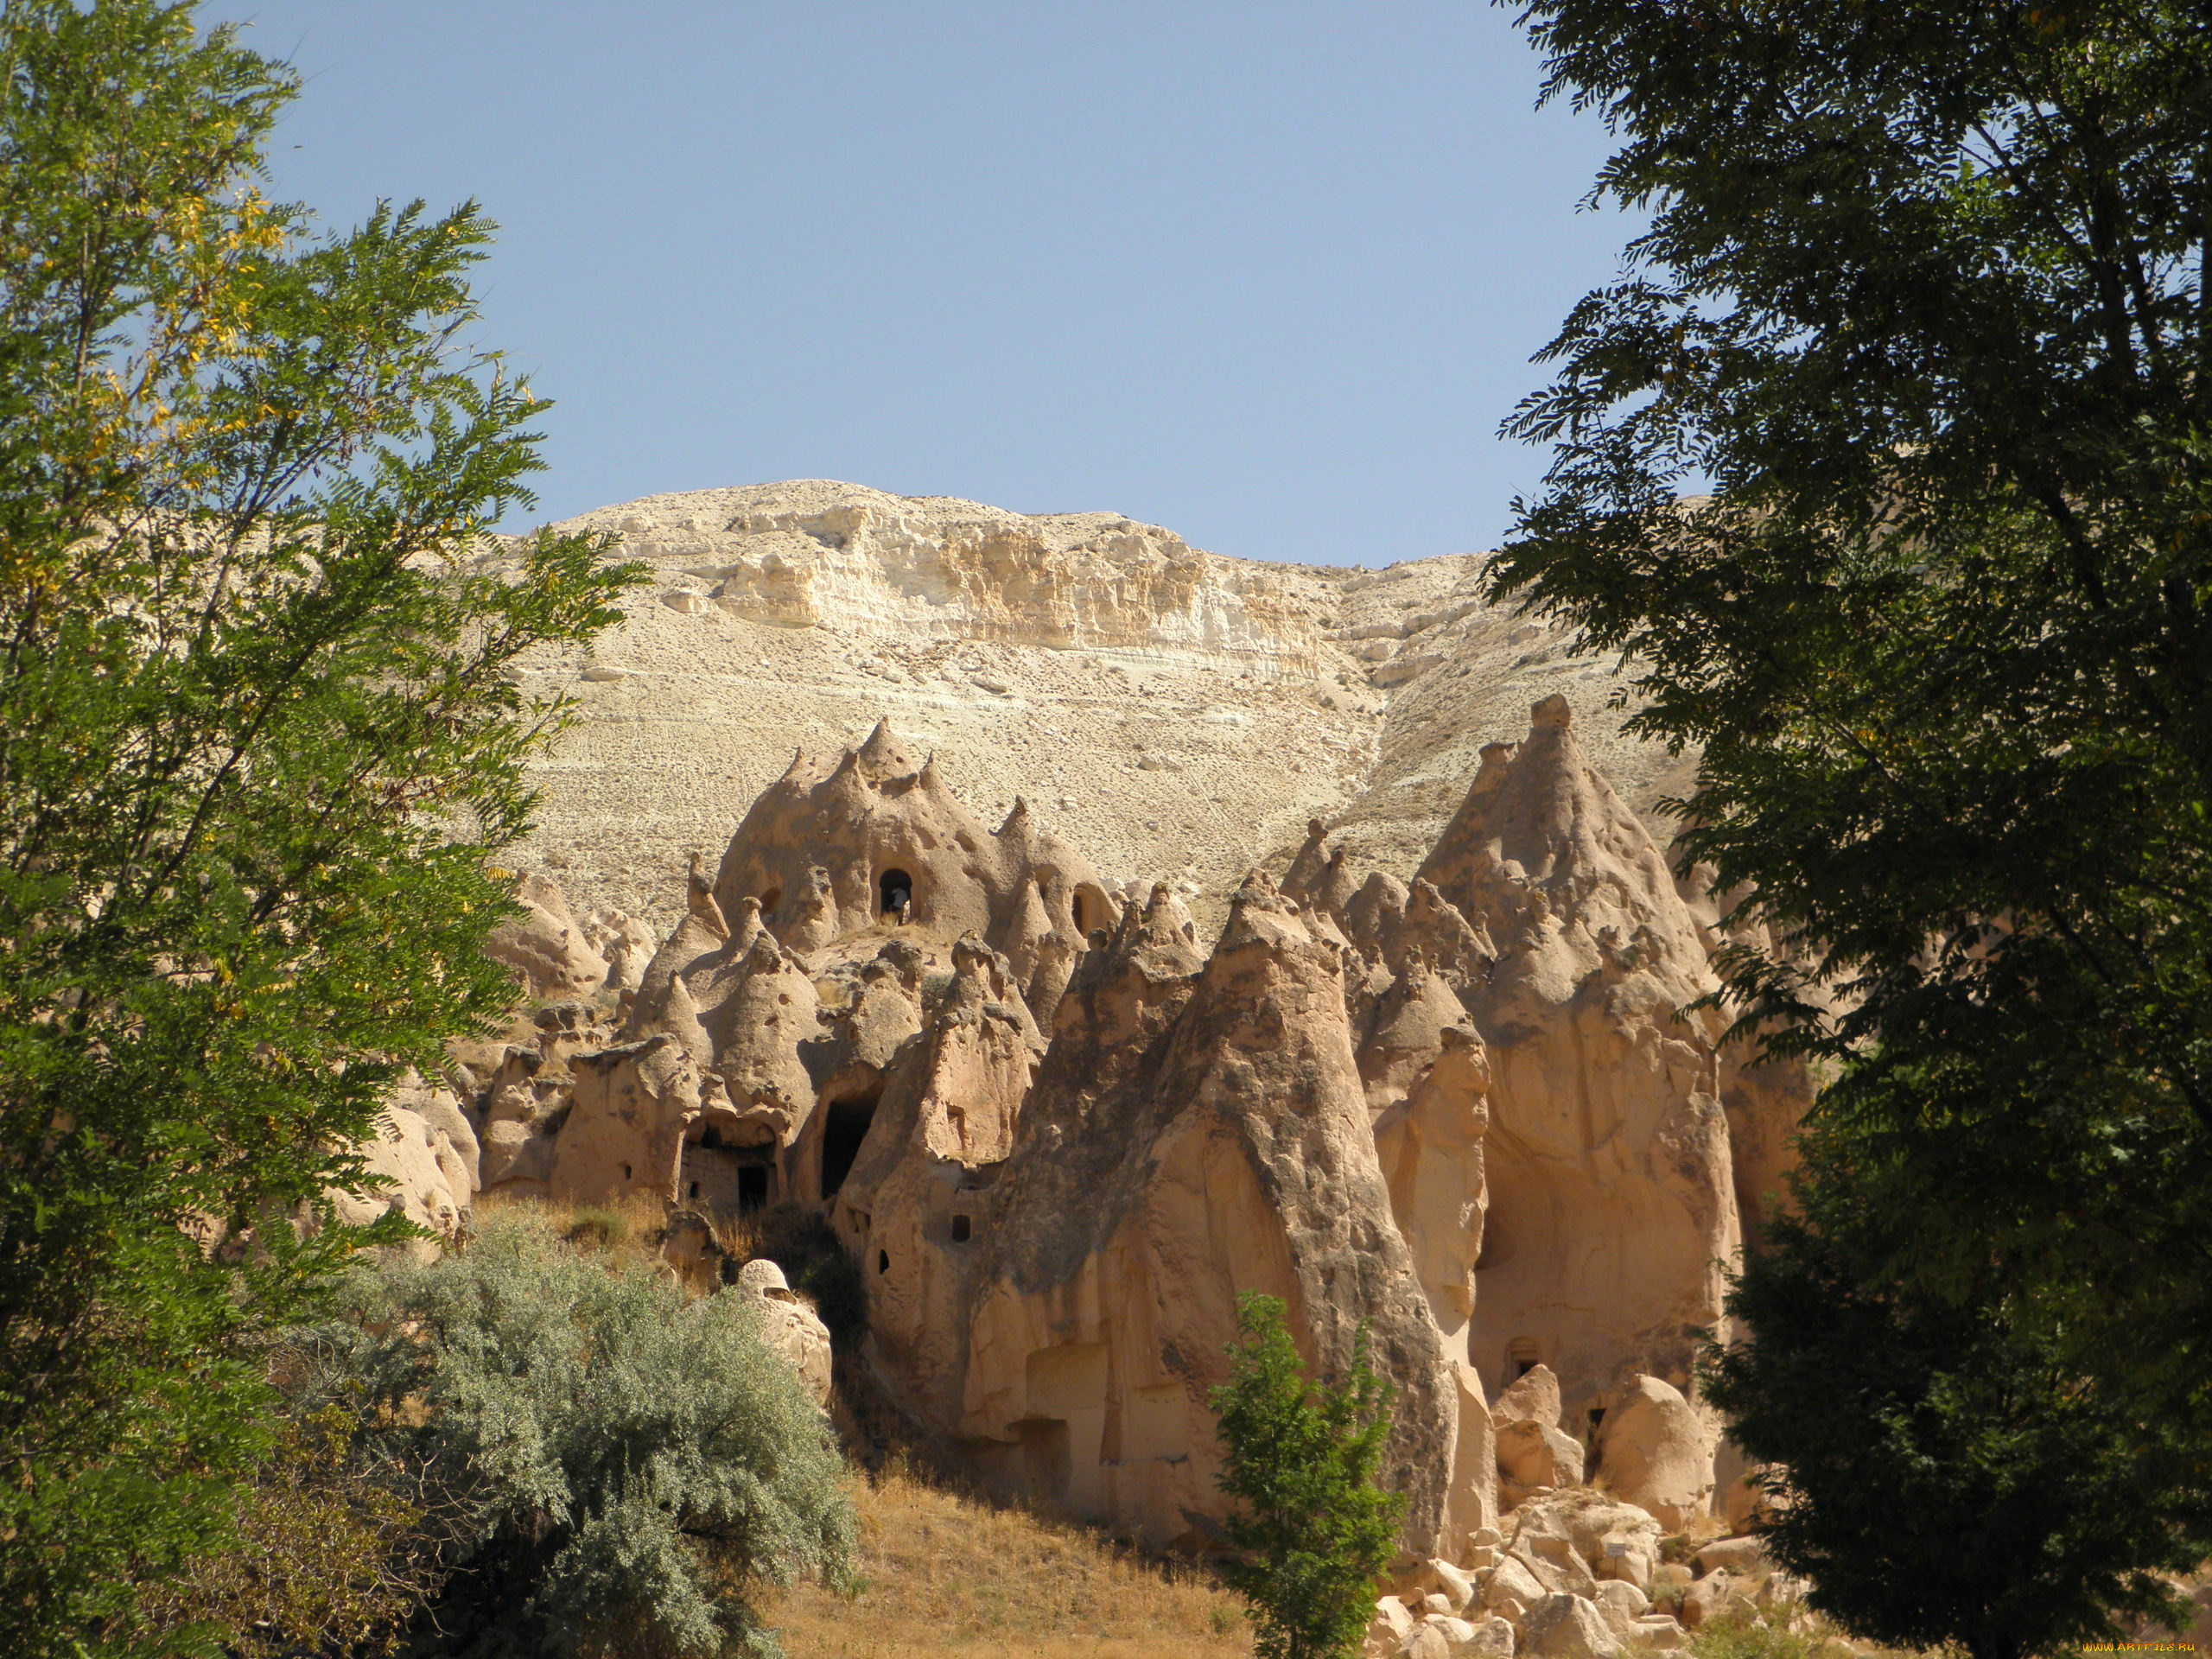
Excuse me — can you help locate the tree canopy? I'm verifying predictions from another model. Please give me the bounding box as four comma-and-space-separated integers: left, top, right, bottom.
1496, 0, 2212, 1644
0, 2, 640, 1649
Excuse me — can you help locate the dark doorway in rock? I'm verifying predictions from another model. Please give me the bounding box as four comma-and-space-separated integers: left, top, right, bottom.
758, 887, 781, 919
1509, 1338, 1541, 1381
682, 1128, 776, 1216
950, 1213, 972, 1243
738, 1165, 769, 1213
1071, 890, 1091, 936
819, 1087, 880, 1200
879, 868, 913, 919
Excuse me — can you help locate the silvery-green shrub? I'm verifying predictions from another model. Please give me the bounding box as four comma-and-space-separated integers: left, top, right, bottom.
302, 1211, 853, 1658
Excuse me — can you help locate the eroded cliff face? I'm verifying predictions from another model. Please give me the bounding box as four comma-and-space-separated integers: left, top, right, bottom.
373, 491, 1819, 1573
493, 480, 1690, 929
1416, 696, 1741, 1428
957, 876, 1463, 1553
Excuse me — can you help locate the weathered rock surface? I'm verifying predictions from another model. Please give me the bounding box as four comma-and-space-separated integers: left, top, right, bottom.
1417, 697, 1741, 1424
495, 480, 1692, 930
484, 872, 613, 1000
737, 1257, 834, 1409
330, 1106, 468, 1257
434, 664, 1827, 1576
1518, 1592, 1619, 1659
954, 874, 1463, 1552
1595, 1374, 1717, 1532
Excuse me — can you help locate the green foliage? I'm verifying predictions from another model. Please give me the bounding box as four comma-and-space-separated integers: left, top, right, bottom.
134, 1399, 442, 1659
1702, 1143, 2210, 1659
1681, 1607, 1853, 1659
1209, 1294, 1402, 1659
0, 1, 642, 1649
1495, 2, 2212, 1644
302, 1211, 855, 1659
561, 1205, 636, 1252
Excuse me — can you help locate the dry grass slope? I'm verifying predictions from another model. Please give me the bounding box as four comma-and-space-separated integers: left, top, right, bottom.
763, 1464, 1248, 1659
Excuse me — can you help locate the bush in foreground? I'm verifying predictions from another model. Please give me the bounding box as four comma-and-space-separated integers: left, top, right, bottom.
301, 1211, 854, 1659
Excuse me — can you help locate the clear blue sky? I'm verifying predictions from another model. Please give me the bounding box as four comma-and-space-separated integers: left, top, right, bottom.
201, 2, 1635, 567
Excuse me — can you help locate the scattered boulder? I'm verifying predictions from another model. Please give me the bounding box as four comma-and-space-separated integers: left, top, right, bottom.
1497, 1417, 1586, 1498
1519, 1592, 1620, 1659
1694, 1535, 1765, 1576
1376, 1596, 1420, 1643
737, 1257, 833, 1408
1429, 1558, 1477, 1616
1590, 1580, 1649, 1634
1678, 1570, 1735, 1630
1595, 1375, 1717, 1531
1481, 1553, 1550, 1621
1494, 1363, 1563, 1431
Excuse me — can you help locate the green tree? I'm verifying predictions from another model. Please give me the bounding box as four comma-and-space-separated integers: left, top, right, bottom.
300, 1211, 855, 1659
1701, 1137, 2212, 1659
1210, 1294, 1402, 1659
1492, 0, 2212, 1641
0, 2, 641, 1649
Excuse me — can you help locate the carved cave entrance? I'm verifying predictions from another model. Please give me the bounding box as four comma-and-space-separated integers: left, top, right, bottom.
818, 1086, 880, 1201
681, 1123, 775, 1215
879, 868, 912, 918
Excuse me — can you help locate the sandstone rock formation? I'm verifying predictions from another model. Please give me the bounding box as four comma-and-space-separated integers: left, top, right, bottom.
431, 681, 1815, 1592
738, 1257, 834, 1410
484, 872, 613, 1000
492, 480, 1691, 930
328, 1106, 469, 1258
1416, 696, 1741, 1426
709, 719, 1116, 961
1594, 1374, 1716, 1531
954, 874, 1463, 1552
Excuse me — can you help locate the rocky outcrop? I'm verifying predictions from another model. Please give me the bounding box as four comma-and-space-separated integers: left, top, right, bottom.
441, 674, 1816, 1580
550, 1033, 702, 1209
954, 875, 1464, 1554
499, 481, 1689, 931
1416, 696, 1741, 1427
709, 720, 1116, 960
820, 936, 1045, 1409
330, 1106, 469, 1258
737, 1258, 834, 1410
484, 872, 613, 1001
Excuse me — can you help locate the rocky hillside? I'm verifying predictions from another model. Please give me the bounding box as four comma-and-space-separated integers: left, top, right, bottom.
499, 480, 1693, 927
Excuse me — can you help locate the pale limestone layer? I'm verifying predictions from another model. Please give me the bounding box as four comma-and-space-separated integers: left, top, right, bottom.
494, 480, 1687, 930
